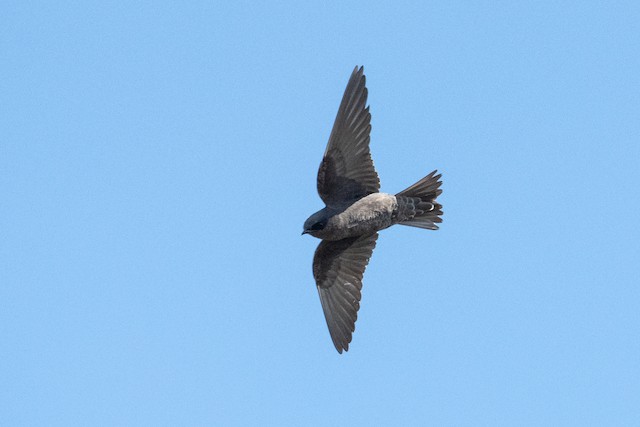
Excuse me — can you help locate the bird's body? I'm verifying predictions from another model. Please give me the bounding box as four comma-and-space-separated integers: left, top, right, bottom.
303, 66, 443, 353
305, 193, 396, 241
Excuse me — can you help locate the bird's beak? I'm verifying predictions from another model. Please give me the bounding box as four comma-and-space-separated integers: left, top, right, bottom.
301, 230, 309, 235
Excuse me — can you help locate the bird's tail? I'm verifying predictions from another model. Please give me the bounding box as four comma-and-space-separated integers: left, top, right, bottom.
394, 170, 443, 230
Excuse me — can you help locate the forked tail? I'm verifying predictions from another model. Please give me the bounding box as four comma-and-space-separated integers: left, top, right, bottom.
394, 170, 443, 230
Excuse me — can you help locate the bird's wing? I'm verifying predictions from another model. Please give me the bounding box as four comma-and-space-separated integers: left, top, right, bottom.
313, 233, 378, 353
317, 66, 380, 207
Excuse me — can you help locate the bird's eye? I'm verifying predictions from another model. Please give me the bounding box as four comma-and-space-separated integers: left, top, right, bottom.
311, 221, 326, 231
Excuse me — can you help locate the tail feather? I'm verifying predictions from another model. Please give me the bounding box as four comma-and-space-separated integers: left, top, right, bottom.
394, 170, 443, 230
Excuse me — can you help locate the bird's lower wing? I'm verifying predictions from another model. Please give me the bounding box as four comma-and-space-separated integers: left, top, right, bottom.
313, 233, 378, 353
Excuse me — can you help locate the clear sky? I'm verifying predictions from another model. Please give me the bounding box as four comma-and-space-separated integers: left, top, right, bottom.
2, 1, 639, 426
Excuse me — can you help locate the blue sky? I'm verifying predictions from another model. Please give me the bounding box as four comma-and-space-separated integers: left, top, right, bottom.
2, 1, 639, 425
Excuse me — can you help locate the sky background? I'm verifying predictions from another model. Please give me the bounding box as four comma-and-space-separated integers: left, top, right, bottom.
2, 1, 639, 426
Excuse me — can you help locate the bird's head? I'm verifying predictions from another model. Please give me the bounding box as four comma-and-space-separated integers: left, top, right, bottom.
302, 209, 330, 238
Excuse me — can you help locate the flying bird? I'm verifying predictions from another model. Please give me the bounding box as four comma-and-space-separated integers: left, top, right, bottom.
303, 66, 443, 353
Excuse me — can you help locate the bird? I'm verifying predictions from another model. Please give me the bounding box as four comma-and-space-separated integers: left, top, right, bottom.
302, 66, 443, 353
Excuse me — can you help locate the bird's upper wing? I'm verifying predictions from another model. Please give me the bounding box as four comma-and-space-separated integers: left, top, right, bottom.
313, 233, 378, 353
317, 66, 380, 208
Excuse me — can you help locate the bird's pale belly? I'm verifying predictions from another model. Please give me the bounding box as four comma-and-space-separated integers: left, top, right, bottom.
326, 193, 397, 240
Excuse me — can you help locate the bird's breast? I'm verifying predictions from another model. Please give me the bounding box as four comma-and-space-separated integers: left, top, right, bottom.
326, 193, 397, 240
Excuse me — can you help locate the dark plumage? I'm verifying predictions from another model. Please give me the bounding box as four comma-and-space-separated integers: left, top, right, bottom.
303, 66, 443, 353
